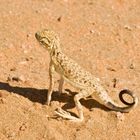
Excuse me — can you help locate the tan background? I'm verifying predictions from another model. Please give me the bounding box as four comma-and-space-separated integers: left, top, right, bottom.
0, 0, 140, 140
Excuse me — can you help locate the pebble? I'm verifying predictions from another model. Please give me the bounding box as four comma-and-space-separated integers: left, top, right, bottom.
10, 67, 16, 71
7, 76, 11, 82
90, 30, 95, 34
129, 63, 135, 69
35, 10, 39, 13
7, 75, 26, 83
19, 123, 27, 131
7, 132, 16, 139
79, 48, 83, 52
26, 33, 31, 38
18, 75, 26, 82
21, 44, 26, 49
106, 67, 116, 71
12, 77, 20, 82
131, 131, 137, 136
116, 112, 125, 121
0, 98, 6, 104
112, 78, 117, 88
23, 50, 28, 54
124, 25, 132, 31
57, 16, 62, 22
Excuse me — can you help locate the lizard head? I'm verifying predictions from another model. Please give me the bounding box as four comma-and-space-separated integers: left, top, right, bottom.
35, 29, 60, 52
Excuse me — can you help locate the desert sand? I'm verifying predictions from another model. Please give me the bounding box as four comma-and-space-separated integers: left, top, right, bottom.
0, 0, 140, 140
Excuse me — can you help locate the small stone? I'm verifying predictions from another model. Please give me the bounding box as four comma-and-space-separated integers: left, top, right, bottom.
23, 50, 28, 54
57, 16, 62, 22
0, 98, 6, 104
96, 78, 100, 81
112, 78, 117, 88
124, 25, 132, 31
7, 132, 16, 138
7, 76, 11, 82
106, 67, 116, 71
45, 114, 49, 118
129, 63, 135, 69
132, 131, 137, 136
134, 25, 140, 29
79, 48, 83, 51
12, 77, 20, 82
18, 75, 26, 82
9, 75, 26, 82
116, 112, 125, 121
19, 123, 27, 131
25, 58, 30, 61
76, 128, 80, 131
35, 10, 39, 13
10, 67, 16, 71
26, 33, 31, 38
90, 30, 95, 34
89, 108, 94, 111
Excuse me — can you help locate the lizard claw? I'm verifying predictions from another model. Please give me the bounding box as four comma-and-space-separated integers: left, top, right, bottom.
55, 107, 83, 122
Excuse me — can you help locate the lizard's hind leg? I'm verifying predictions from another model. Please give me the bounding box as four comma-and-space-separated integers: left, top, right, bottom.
55, 88, 93, 122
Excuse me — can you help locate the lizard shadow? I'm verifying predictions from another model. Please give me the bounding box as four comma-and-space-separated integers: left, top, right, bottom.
0, 81, 109, 112
0, 81, 47, 104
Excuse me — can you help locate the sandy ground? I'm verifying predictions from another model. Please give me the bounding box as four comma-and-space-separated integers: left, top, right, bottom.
0, 0, 140, 140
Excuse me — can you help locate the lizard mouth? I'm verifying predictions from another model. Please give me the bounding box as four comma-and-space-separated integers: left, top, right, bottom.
35, 32, 45, 46
35, 32, 40, 41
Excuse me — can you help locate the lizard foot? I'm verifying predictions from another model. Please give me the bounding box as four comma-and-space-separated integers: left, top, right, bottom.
55, 107, 82, 122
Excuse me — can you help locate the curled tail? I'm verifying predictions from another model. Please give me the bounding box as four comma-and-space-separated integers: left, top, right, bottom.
99, 89, 138, 113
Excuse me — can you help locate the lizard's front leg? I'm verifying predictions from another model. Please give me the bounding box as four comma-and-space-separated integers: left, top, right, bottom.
46, 61, 55, 105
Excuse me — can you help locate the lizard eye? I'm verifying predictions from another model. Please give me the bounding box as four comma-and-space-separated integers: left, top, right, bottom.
40, 40, 45, 44
40, 38, 51, 47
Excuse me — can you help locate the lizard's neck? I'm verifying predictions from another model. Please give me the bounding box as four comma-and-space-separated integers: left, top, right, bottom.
50, 46, 62, 58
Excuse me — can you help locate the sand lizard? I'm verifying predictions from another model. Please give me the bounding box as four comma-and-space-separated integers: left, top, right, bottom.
35, 29, 138, 122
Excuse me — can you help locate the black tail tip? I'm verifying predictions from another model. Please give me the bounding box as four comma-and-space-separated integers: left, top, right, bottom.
119, 89, 135, 106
